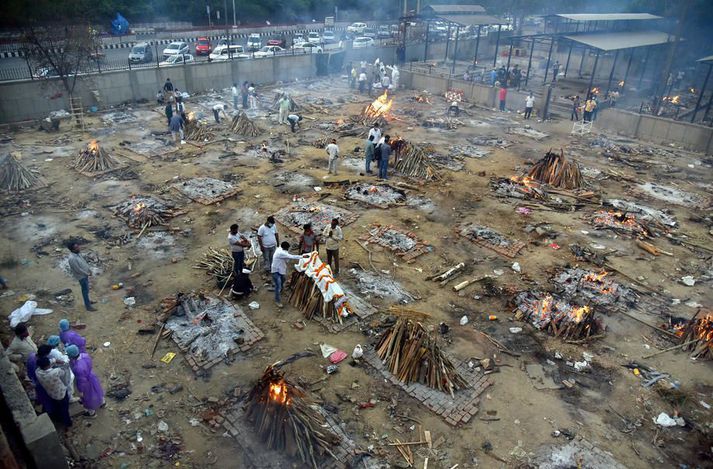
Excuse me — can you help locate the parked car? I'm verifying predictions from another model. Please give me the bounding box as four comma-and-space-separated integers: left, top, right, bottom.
129, 42, 153, 63
194, 37, 212, 55
267, 37, 286, 47
322, 30, 336, 43
162, 41, 189, 60
217, 38, 239, 47
352, 37, 375, 48
376, 25, 391, 39
247, 33, 262, 51
160, 54, 194, 66
361, 27, 376, 39
307, 31, 321, 43
347, 22, 367, 34
209, 45, 248, 61
253, 45, 285, 58
390, 24, 400, 36
292, 33, 306, 46
293, 42, 323, 53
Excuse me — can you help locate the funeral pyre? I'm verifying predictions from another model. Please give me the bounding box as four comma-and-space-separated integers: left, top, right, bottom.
679, 311, 713, 359
362, 90, 393, 121
490, 176, 547, 200
552, 268, 637, 308
171, 177, 240, 204
590, 210, 651, 237
194, 246, 259, 287
527, 150, 583, 189
0, 153, 43, 192
375, 317, 468, 395
514, 292, 604, 340
274, 200, 358, 235
184, 116, 215, 142
244, 365, 341, 468
73, 140, 122, 174
289, 252, 354, 324
360, 224, 431, 261
230, 111, 262, 137
344, 183, 406, 208
391, 138, 439, 180
455, 222, 525, 258
112, 195, 182, 229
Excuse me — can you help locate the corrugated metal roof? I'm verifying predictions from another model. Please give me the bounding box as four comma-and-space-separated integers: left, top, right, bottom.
423, 4, 486, 14
437, 14, 504, 26
564, 30, 673, 51
556, 13, 662, 21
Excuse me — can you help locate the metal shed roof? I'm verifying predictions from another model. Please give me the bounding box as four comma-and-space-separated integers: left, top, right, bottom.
422, 4, 486, 14
437, 14, 504, 26
555, 13, 663, 21
564, 30, 673, 51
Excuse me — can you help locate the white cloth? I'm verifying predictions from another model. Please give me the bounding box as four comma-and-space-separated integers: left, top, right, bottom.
525, 96, 535, 108
326, 143, 339, 158
270, 247, 302, 275
8, 301, 53, 328
231, 86, 238, 97
358, 72, 367, 82
322, 225, 343, 251
228, 232, 244, 252
368, 127, 381, 142
49, 348, 75, 399
213, 104, 225, 111
36, 363, 70, 400
294, 253, 349, 317
257, 224, 278, 248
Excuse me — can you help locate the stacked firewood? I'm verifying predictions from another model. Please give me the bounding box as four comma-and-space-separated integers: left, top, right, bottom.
680, 312, 712, 359
311, 137, 329, 148
376, 317, 468, 395
527, 149, 583, 189
73, 141, 121, 174
184, 119, 215, 142
0, 153, 42, 191
392, 139, 439, 180
113, 195, 180, 229
288, 271, 351, 323
194, 247, 233, 285
514, 292, 603, 341
245, 365, 341, 468
230, 112, 261, 137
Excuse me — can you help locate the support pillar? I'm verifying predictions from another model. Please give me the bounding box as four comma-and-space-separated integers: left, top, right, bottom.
691, 63, 712, 123
444, 23, 452, 63
524, 38, 535, 87
637, 47, 651, 89
606, 49, 620, 93
451, 26, 460, 75
587, 51, 600, 98
424, 21, 430, 61
564, 42, 573, 77
622, 49, 635, 89
543, 38, 555, 84
505, 39, 513, 76
492, 24, 502, 67
578, 48, 586, 77
473, 25, 481, 66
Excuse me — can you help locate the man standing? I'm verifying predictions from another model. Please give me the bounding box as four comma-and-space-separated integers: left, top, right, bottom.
498, 86, 508, 112
287, 113, 302, 133
258, 216, 279, 273
270, 241, 303, 308
364, 135, 375, 174
241, 81, 249, 109
163, 78, 174, 99
326, 138, 340, 176
571, 95, 581, 121
278, 94, 291, 124
169, 113, 184, 145
164, 102, 173, 126
552, 60, 560, 83
378, 135, 392, 180
298, 224, 319, 254
583, 97, 596, 122
322, 218, 343, 276
368, 124, 381, 143
35, 356, 72, 427
591, 95, 599, 121
231, 83, 239, 110
358, 70, 367, 94
67, 242, 96, 311
6, 323, 37, 366
212, 104, 228, 123
228, 224, 250, 277
489, 68, 498, 86
524, 92, 535, 120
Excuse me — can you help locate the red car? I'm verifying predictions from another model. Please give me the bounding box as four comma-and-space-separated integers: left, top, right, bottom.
266, 37, 286, 48
195, 37, 212, 55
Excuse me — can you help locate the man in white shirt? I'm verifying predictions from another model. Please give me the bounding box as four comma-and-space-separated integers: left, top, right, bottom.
257, 216, 279, 273
322, 218, 343, 275
524, 93, 535, 120
358, 72, 367, 93
270, 241, 303, 308
212, 104, 228, 123
231, 83, 239, 110
368, 124, 381, 143
228, 223, 250, 277
326, 139, 340, 175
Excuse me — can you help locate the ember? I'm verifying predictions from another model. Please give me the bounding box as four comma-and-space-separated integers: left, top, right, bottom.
514, 292, 604, 340
527, 150, 583, 189
662, 95, 681, 105
679, 312, 713, 359
73, 140, 122, 175
490, 176, 547, 200
363, 90, 393, 120
245, 365, 341, 468
591, 210, 650, 237
113, 195, 182, 229
552, 268, 637, 307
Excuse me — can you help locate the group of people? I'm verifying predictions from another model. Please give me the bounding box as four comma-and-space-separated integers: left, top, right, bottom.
363, 124, 392, 179
6, 320, 104, 427
568, 95, 599, 122
227, 216, 343, 308
231, 81, 258, 110
277, 93, 303, 132
349, 59, 399, 95
489, 65, 523, 91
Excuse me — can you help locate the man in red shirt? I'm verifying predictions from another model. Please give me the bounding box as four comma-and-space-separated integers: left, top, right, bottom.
499, 86, 508, 112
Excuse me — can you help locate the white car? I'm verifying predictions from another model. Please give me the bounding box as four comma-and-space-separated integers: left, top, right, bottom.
209, 45, 248, 61
162, 41, 189, 59
247, 33, 262, 51
352, 37, 375, 48
307, 31, 321, 43
322, 30, 336, 43
293, 42, 323, 53
160, 53, 194, 66
253, 45, 285, 58
293, 34, 306, 46
347, 22, 367, 34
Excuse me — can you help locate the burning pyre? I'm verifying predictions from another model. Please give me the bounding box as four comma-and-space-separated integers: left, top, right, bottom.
514, 292, 604, 340
679, 312, 713, 359
490, 176, 547, 200
73, 140, 122, 175
344, 183, 406, 208
184, 116, 215, 142
591, 210, 650, 237
376, 317, 468, 395
527, 150, 583, 189
391, 138, 439, 180
552, 268, 637, 308
362, 90, 393, 121
113, 195, 181, 229
245, 365, 341, 468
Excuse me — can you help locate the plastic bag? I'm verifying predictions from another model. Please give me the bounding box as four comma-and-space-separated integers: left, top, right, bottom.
9, 301, 53, 328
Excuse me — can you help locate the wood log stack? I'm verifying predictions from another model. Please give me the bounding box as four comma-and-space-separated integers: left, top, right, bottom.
72, 140, 122, 175
0, 153, 42, 192
112, 195, 181, 229
288, 271, 351, 324
230, 111, 262, 137
184, 119, 215, 142
514, 292, 603, 341
527, 149, 583, 189
392, 139, 439, 180
376, 317, 468, 395
244, 365, 341, 468
680, 311, 712, 359
193, 247, 233, 286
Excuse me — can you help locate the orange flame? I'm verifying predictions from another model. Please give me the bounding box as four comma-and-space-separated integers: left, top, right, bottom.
269, 380, 290, 405
591, 87, 600, 95
571, 305, 590, 323
364, 90, 393, 119
133, 202, 146, 213
663, 95, 681, 105
88, 140, 99, 152
618, 80, 625, 87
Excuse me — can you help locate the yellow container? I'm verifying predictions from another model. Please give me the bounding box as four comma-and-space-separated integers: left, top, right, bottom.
633, 368, 640, 376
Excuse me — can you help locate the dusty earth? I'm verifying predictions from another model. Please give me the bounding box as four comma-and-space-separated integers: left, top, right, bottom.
1, 75, 712, 468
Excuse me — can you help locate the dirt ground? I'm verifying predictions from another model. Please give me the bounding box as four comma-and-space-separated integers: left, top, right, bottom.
1, 75, 712, 469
